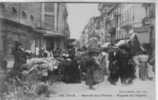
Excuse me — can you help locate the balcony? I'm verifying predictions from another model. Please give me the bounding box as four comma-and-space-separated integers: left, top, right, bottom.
142, 17, 155, 26
98, 3, 117, 15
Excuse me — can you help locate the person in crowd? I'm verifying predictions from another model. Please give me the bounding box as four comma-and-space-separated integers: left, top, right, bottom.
60, 51, 81, 83
12, 41, 27, 78
42, 48, 51, 57
118, 44, 135, 84
149, 50, 155, 73
68, 46, 76, 59
85, 48, 101, 89
133, 50, 150, 81
98, 49, 109, 75
128, 27, 142, 57
47, 48, 54, 57
77, 50, 89, 81
54, 48, 61, 58
39, 48, 45, 57
71, 56, 81, 83
107, 46, 120, 85
125, 26, 143, 82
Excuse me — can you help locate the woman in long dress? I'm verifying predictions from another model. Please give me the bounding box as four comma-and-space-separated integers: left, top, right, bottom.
85, 50, 102, 89
133, 52, 149, 80
108, 47, 120, 85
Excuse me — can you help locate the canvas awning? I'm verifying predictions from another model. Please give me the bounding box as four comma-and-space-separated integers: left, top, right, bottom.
42, 30, 64, 38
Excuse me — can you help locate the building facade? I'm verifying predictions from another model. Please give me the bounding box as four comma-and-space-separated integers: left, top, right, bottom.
98, 3, 155, 45
80, 3, 117, 47
0, 3, 44, 60
0, 3, 70, 60
41, 3, 70, 51
80, 16, 108, 48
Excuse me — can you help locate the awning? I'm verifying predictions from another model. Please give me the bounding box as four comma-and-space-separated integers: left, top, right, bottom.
0, 18, 44, 35
133, 26, 149, 33
43, 30, 64, 38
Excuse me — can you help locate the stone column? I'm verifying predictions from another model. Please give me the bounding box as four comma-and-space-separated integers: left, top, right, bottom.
0, 20, 3, 61
41, 3, 45, 28
54, 3, 58, 31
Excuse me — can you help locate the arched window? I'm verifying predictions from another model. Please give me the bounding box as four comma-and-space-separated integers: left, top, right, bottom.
22, 11, 27, 18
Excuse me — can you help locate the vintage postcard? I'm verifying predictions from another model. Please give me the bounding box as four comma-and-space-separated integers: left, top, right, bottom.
0, 1, 156, 100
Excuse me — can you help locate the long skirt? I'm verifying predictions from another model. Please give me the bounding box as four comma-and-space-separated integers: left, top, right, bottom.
86, 68, 95, 86
147, 63, 154, 79
108, 60, 119, 84
63, 61, 81, 83
139, 62, 148, 80
86, 68, 104, 86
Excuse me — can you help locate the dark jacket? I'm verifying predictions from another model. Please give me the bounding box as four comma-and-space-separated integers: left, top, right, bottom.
12, 48, 27, 71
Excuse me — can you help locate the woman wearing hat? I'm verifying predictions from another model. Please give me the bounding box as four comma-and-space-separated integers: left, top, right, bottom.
85, 48, 101, 89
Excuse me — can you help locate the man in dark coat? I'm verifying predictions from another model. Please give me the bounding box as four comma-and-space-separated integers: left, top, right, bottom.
12, 41, 27, 77
108, 47, 120, 85
118, 44, 136, 84
61, 54, 81, 83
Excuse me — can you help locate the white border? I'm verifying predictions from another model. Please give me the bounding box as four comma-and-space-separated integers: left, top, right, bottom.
0, 0, 157, 3
155, 2, 158, 100
0, 0, 157, 100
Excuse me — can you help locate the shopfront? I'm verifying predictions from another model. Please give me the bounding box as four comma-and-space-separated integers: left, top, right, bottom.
0, 18, 44, 59
43, 31, 65, 51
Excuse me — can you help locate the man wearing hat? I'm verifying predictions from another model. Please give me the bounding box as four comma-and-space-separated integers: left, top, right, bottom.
11, 41, 27, 77
122, 25, 141, 56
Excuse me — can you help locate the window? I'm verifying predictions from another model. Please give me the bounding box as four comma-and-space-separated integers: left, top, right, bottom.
22, 11, 27, 19
1, 3, 5, 9
30, 15, 34, 21
45, 3, 55, 12
12, 7, 17, 15
44, 15, 55, 30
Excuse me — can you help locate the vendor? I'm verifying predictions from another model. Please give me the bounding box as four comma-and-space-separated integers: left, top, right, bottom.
12, 41, 27, 77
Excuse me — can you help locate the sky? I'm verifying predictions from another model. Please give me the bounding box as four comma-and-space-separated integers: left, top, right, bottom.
67, 3, 100, 40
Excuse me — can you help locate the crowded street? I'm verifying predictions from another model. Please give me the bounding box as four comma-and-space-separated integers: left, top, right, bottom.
0, 2, 155, 100
50, 78, 154, 100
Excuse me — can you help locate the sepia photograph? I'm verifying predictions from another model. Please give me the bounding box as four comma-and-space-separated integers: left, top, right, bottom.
0, 1, 156, 100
